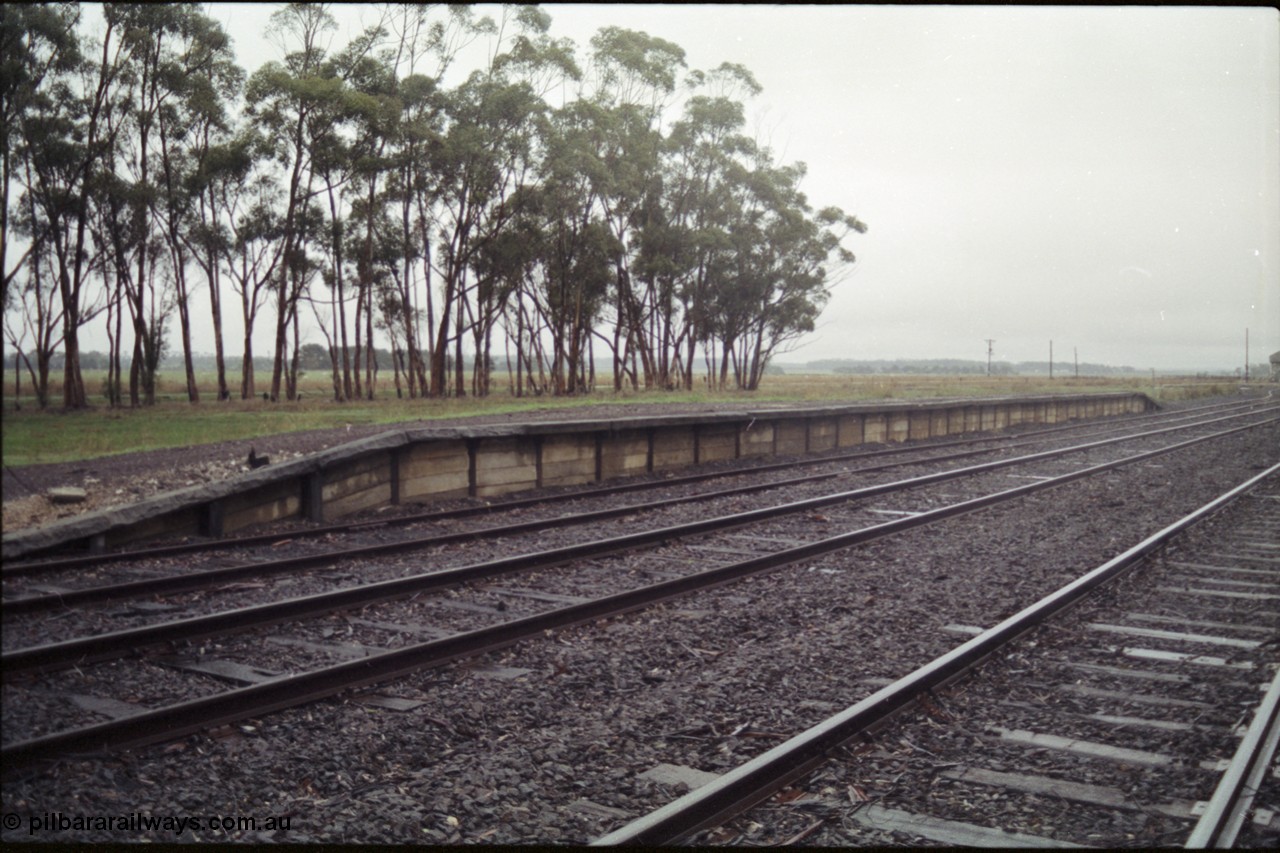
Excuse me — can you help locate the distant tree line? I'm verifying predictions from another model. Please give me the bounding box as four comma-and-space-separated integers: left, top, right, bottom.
2, 3, 866, 409
823, 359, 1018, 376
800, 358, 1264, 377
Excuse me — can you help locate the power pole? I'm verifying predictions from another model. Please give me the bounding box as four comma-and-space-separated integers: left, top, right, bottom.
1049, 340, 1053, 379
1074, 347, 1078, 378
1245, 328, 1249, 382
985, 339, 995, 376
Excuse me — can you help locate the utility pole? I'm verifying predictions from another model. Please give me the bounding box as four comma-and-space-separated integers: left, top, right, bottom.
1074, 347, 1078, 378
1245, 328, 1249, 382
985, 339, 995, 376
1049, 340, 1053, 379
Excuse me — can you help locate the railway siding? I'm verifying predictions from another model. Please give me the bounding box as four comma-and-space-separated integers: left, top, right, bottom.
1, 400, 1275, 844
2, 393, 1155, 561
602, 462, 1280, 847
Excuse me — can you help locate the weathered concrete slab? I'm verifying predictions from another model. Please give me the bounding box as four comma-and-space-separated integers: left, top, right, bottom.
740, 420, 775, 456
652, 426, 697, 470
861, 413, 886, 443
990, 727, 1177, 767
68, 693, 148, 720
639, 763, 721, 791
355, 695, 426, 712
48, 486, 88, 504
599, 430, 650, 481
567, 799, 632, 821
837, 414, 864, 447
908, 410, 931, 440
940, 766, 1196, 819
472, 666, 534, 681
541, 433, 599, 487
400, 439, 469, 501
156, 657, 281, 685
849, 804, 1085, 847
888, 412, 910, 442
696, 424, 738, 463
774, 419, 808, 455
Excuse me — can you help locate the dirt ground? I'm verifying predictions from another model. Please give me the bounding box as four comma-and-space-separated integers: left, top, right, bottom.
1, 403, 766, 534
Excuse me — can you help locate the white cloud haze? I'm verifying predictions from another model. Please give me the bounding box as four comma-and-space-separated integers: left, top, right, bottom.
69, 3, 1280, 372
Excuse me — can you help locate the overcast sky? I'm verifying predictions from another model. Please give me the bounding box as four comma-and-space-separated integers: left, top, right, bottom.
79, 3, 1280, 372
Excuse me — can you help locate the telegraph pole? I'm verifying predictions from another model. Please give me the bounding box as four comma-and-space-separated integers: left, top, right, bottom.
985, 339, 995, 376
1074, 347, 1078, 378
1245, 328, 1249, 382
1049, 340, 1053, 379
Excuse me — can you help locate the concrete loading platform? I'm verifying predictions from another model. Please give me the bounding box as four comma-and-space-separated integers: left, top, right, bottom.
2, 392, 1157, 561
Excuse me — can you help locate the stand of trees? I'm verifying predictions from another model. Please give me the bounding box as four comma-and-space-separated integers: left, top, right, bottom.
3, 3, 865, 409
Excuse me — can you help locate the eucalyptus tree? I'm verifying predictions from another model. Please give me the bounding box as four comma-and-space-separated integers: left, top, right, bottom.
1, 4, 81, 313
22, 3, 136, 409
580, 26, 685, 391
480, 197, 545, 395
465, 7, 580, 396
97, 3, 173, 406
161, 7, 244, 402
108, 4, 243, 404
0, 4, 84, 407
385, 71, 441, 398
644, 63, 762, 390
748, 200, 866, 389
521, 101, 621, 395
304, 58, 361, 401
426, 5, 569, 397
430, 72, 542, 395
213, 140, 286, 399
246, 2, 338, 401
333, 20, 400, 400
380, 4, 500, 399
710, 156, 866, 389
2, 217, 65, 409
186, 128, 251, 402
93, 123, 164, 407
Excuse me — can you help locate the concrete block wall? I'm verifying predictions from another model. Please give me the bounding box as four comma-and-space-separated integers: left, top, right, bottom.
652, 426, 696, 471
401, 440, 469, 501
740, 421, 776, 457
809, 418, 838, 453
2, 392, 1158, 560
599, 430, 650, 481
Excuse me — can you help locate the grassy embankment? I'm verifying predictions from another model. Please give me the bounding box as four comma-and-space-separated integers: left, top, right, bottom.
0, 370, 1241, 468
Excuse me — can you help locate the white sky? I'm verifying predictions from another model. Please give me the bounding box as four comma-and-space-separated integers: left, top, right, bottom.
74, 3, 1280, 371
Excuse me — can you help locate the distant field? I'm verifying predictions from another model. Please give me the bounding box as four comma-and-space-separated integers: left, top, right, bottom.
0, 370, 1242, 467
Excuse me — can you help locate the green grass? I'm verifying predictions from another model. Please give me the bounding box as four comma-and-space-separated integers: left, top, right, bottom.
0, 370, 1242, 467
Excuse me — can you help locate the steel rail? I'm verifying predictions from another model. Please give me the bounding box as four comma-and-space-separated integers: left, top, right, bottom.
2, 436, 1275, 772
1185, 664, 1280, 848
3, 414, 1276, 677
592, 462, 1280, 846
3, 397, 1261, 577
10, 403, 1257, 609
2, 470, 846, 615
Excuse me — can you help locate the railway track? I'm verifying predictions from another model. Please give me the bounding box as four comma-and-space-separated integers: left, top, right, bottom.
3, 395, 1278, 844
3, 406, 1275, 667
3, 401, 1274, 624
3, 395, 1267, 579
3, 403, 1276, 775
594, 464, 1280, 847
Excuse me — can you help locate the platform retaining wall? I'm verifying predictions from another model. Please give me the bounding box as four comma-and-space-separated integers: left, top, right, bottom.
3, 393, 1157, 560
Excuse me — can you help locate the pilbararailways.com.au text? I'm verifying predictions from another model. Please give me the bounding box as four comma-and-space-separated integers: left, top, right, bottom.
11, 811, 291, 837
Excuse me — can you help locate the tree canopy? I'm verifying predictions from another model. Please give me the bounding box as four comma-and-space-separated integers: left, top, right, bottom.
2, 2, 866, 407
